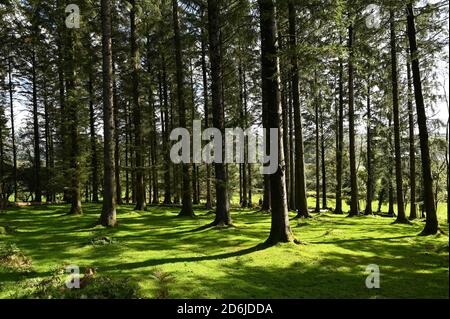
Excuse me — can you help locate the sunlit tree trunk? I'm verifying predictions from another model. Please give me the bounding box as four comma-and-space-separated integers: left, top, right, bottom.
260, 0, 295, 244
406, 3, 438, 234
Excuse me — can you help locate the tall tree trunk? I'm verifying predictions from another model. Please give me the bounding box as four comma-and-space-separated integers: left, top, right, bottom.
390, 10, 408, 223
147, 52, 159, 205
112, 45, 122, 205
208, 0, 231, 225
388, 115, 395, 216
279, 33, 290, 209
365, 75, 373, 215
99, 0, 117, 226
125, 101, 130, 204
130, 0, 145, 211
314, 77, 320, 213
56, 0, 68, 203
88, 74, 99, 203
406, 3, 437, 234
66, 27, 82, 215
190, 60, 198, 205
259, 0, 295, 244
348, 23, 359, 216
407, 60, 417, 219
239, 62, 248, 208
8, 57, 17, 202
335, 55, 344, 214
43, 76, 52, 203
320, 96, 327, 209
288, 79, 295, 210
173, 0, 194, 217
32, 48, 41, 203
289, 1, 309, 218
200, 13, 212, 210
159, 60, 172, 205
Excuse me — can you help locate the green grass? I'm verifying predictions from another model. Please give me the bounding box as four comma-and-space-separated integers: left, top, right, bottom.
0, 203, 448, 299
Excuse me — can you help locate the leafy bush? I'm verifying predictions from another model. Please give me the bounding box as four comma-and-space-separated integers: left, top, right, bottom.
21, 266, 142, 299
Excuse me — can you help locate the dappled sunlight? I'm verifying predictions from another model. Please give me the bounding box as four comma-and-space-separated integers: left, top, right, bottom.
0, 204, 448, 298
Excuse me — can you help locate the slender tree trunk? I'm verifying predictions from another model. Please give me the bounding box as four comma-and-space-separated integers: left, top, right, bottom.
335, 55, 344, 214
7, 57, 17, 202
348, 23, 359, 216
406, 3, 438, 234
289, 1, 309, 218
66, 27, 82, 215
208, 0, 231, 225
112, 52, 122, 205
390, 10, 408, 223
98, 0, 117, 225
32, 48, 41, 203
314, 78, 320, 213
173, 0, 194, 217
288, 79, 295, 210
365, 75, 373, 215
260, 0, 295, 244
130, 0, 145, 211
189, 61, 198, 205
239, 62, 248, 207
407, 60, 417, 219
152, 101, 159, 204
43, 76, 52, 203
200, 15, 213, 210
388, 115, 395, 216
160, 58, 172, 204
125, 101, 130, 204
279, 33, 290, 208
320, 94, 327, 209
88, 74, 99, 203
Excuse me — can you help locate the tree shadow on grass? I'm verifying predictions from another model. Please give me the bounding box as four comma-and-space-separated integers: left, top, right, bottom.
99, 243, 268, 272
310, 235, 416, 245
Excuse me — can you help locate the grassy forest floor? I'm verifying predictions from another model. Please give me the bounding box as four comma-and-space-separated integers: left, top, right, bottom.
0, 202, 448, 299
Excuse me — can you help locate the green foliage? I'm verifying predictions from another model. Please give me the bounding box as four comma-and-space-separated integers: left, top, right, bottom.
15, 266, 142, 299
0, 242, 33, 272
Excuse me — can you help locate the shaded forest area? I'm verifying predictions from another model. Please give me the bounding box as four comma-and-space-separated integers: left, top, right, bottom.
0, 0, 449, 242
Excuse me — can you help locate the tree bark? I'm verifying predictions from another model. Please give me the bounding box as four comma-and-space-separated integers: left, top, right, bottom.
208, 0, 231, 225
259, 0, 295, 244
173, 0, 194, 217
66, 27, 82, 215
407, 60, 417, 219
200, 12, 212, 209
335, 54, 344, 214
288, 1, 309, 218
99, 0, 117, 226
32, 47, 41, 203
347, 23, 359, 216
88, 73, 99, 203
314, 77, 320, 213
365, 75, 373, 215
320, 91, 327, 209
390, 10, 408, 223
406, 3, 438, 234
7, 57, 17, 202
130, 0, 146, 211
